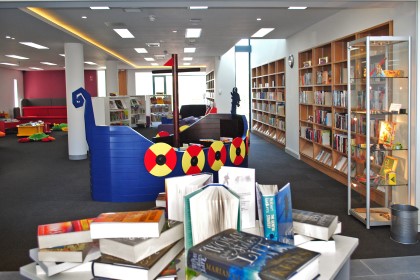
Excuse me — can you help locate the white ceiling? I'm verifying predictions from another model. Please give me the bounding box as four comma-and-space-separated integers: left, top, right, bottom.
0, 0, 412, 71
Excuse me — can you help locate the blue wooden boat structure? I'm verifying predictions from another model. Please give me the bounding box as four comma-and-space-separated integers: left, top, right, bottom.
72, 87, 249, 202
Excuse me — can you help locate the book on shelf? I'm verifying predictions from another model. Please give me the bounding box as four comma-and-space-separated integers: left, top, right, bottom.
114, 99, 126, 109
165, 173, 213, 222
378, 121, 396, 146
218, 166, 256, 229
292, 209, 338, 241
35, 261, 92, 276
379, 155, 398, 177
109, 100, 118, 110
37, 217, 94, 249
29, 248, 98, 276
184, 184, 241, 251
90, 209, 166, 239
256, 182, 294, 245
186, 228, 320, 280
38, 242, 100, 263
98, 220, 184, 263
92, 238, 184, 280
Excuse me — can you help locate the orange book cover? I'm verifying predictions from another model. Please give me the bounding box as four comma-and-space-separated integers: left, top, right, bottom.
38, 218, 93, 236
93, 210, 164, 223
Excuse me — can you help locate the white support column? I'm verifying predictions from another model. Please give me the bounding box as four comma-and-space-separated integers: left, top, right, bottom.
105, 60, 118, 95
65, 43, 87, 160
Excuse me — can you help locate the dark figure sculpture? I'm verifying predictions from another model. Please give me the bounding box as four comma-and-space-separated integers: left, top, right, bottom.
231, 87, 241, 116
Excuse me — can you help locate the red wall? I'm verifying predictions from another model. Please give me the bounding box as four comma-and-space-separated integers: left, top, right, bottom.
23, 70, 98, 99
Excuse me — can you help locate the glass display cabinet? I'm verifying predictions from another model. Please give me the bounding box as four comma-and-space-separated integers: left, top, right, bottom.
347, 36, 411, 228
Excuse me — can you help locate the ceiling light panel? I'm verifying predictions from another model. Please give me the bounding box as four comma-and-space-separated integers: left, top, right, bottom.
6, 55, 29, 59
146, 43, 160, 48
184, 47, 196, 53
90, 6, 110, 10
134, 48, 148, 53
84, 61, 97, 65
189, 6, 208, 10
0, 62, 18, 66
288, 6, 308, 10
183, 57, 193, 61
251, 28, 275, 38
144, 57, 155, 61
19, 42, 49, 49
40, 62, 57, 65
29, 67, 43, 70
113, 29, 135, 38
185, 28, 202, 38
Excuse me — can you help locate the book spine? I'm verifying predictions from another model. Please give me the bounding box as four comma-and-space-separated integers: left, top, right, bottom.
261, 195, 278, 240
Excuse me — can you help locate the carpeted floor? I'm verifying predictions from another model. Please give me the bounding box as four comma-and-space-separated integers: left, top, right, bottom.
0, 127, 419, 272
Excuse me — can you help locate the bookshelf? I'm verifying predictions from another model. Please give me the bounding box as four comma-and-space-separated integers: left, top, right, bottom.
149, 95, 172, 125
298, 21, 393, 185
347, 36, 411, 228
251, 58, 286, 146
92, 96, 130, 126
205, 70, 215, 109
129, 96, 147, 127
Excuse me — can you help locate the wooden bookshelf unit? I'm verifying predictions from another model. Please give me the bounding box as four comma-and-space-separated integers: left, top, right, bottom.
298, 21, 393, 185
251, 58, 286, 147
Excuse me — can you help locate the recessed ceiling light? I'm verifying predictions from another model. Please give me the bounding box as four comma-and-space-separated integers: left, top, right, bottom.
288, 6, 307, 10
189, 6, 208, 10
5, 55, 29, 59
257, 18, 262, 21
185, 28, 202, 38
183, 57, 193, 61
113, 29, 135, 38
0, 62, 18, 66
183, 62, 191, 66
29, 67, 43, 70
134, 48, 148, 53
123, 8, 142, 13
151, 63, 159, 66
90, 6, 110, 10
59, 54, 65, 57
40, 62, 57, 65
19, 42, 49, 49
251, 28, 275, 38
172, 30, 177, 33
184, 47, 196, 53
146, 42, 161, 48
84, 61, 97, 65
81, 16, 87, 19
144, 57, 155, 61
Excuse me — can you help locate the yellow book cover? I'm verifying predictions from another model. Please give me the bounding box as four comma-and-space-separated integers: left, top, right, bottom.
378, 121, 395, 146
379, 156, 398, 177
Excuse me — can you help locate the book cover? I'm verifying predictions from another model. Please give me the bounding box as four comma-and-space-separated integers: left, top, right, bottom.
378, 121, 395, 146
37, 218, 93, 249
114, 99, 126, 109
379, 155, 398, 177
165, 173, 213, 222
98, 220, 184, 263
292, 209, 338, 241
109, 100, 118, 110
90, 209, 165, 239
38, 242, 99, 263
187, 229, 320, 280
184, 184, 241, 251
29, 248, 97, 276
92, 239, 184, 280
218, 166, 256, 229
256, 183, 294, 245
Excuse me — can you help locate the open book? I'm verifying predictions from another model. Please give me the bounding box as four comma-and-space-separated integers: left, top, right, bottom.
165, 173, 213, 222
184, 184, 240, 251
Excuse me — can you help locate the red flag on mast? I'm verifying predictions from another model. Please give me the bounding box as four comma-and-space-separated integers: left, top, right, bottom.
164, 57, 174, 66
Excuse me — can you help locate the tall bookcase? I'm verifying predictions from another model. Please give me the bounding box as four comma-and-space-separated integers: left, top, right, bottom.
298, 22, 393, 185
205, 71, 215, 108
149, 95, 172, 125
129, 96, 147, 127
251, 58, 286, 146
92, 96, 130, 126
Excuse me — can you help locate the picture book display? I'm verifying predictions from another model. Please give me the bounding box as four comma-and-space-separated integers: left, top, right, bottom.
292, 209, 338, 241
379, 155, 398, 177
256, 182, 294, 245
165, 173, 213, 222
378, 121, 396, 146
218, 166, 256, 229
92, 238, 184, 280
99, 220, 184, 263
187, 229, 320, 280
90, 209, 165, 239
37, 218, 93, 249
184, 184, 241, 251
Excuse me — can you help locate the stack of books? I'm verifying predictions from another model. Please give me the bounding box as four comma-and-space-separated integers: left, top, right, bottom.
28, 217, 100, 277
21, 209, 185, 280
